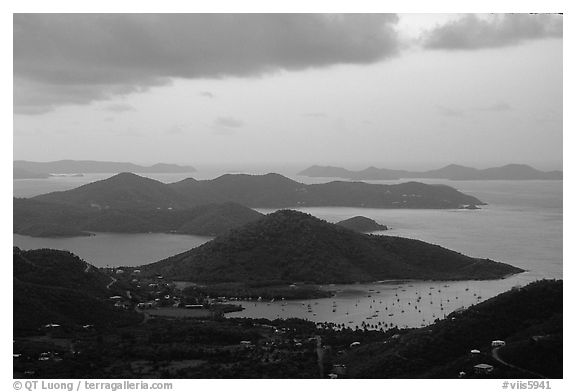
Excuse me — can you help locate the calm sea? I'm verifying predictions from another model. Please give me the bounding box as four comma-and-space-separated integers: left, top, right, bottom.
13, 171, 562, 328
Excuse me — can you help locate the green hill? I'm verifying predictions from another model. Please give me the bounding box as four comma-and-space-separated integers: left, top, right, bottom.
13, 248, 140, 334
30, 172, 485, 210
33, 172, 190, 209
142, 210, 522, 284
14, 198, 263, 237
170, 173, 485, 208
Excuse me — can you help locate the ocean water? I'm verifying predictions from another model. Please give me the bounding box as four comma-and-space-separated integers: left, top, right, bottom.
226, 279, 531, 330
13, 172, 562, 328
13, 232, 212, 267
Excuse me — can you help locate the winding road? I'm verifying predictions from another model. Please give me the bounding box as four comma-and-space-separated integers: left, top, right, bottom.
491, 347, 546, 378
106, 276, 117, 290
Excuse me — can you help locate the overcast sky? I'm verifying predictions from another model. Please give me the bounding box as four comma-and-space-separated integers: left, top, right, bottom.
13, 13, 563, 170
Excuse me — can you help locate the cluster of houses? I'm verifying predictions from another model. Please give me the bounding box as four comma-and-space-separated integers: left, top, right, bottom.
104, 269, 230, 315
461, 339, 507, 377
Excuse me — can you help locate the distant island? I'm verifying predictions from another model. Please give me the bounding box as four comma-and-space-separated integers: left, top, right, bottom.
14, 172, 488, 239
13, 159, 196, 178
14, 172, 485, 238
335, 216, 388, 232
299, 163, 563, 181
31, 172, 485, 210
142, 210, 523, 284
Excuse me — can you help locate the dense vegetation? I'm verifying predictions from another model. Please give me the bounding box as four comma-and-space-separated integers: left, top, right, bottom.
300, 163, 563, 181
344, 280, 562, 378
14, 316, 384, 378
143, 210, 523, 284
31, 172, 485, 210
13, 248, 141, 334
14, 198, 263, 237
32, 172, 194, 209
13, 277, 562, 378
335, 216, 388, 232
16, 171, 485, 238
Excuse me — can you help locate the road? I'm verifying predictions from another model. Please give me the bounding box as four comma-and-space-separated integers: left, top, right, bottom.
491, 347, 546, 378
106, 276, 117, 290
135, 306, 151, 324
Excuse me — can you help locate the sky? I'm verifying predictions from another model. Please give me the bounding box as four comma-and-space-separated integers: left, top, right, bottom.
13, 13, 563, 171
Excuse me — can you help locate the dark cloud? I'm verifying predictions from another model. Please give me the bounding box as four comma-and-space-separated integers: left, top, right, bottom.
103, 103, 135, 112
423, 14, 562, 50
14, 75, 156, 114
14, 14, 400, 114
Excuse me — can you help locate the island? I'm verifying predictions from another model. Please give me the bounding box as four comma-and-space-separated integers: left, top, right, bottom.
141, 210, 523, 285
299, 163, 563, 181
14, 171, 485, 239
335, 216, 388, 232
31, 172, 485, 210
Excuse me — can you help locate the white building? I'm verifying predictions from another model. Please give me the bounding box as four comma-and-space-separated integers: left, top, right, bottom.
474, 363, 494, 375
491, 340, 506, 347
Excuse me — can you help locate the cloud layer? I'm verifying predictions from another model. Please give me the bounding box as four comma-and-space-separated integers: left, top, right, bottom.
423, 14, 562, 50
14, 14, 563, 114
14, 14, 400, 113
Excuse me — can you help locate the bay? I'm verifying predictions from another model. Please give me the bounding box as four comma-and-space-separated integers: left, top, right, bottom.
13, 172, 562, 328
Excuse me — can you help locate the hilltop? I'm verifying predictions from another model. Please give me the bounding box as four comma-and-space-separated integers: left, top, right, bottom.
32, 172, 191, 209
173, 173, 485, 208
13, 247, 140, 334
344, 279, 562, 378
336, 216, 388, 232
13, 159, 196, 175
299, 164, 563, 181
16, 172, 484, 238
142, 210, 522, 284
31, 172, 485, 210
